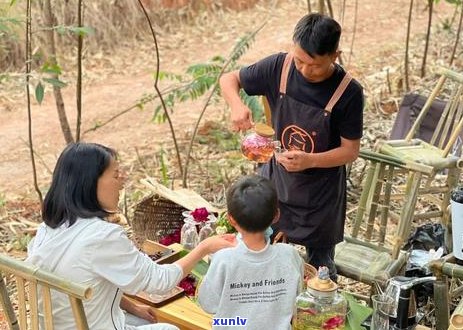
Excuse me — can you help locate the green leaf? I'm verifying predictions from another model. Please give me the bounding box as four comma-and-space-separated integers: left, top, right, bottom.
69, 26, 95, 37
342, 292, 372, 330
178, 250, 210, 279
55, 25, 67, 35
10, 0, 17, 6
35, 82, 45, 104
41, 62, 62, 75
43, 77, 67, 88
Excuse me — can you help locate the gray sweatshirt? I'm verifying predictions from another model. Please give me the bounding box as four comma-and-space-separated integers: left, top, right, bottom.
198, 239, 304, 330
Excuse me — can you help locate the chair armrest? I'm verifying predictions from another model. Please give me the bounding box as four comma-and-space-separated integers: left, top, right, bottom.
359, 149, 435, 174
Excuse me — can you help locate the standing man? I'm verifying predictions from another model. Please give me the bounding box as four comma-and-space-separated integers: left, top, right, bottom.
220, 13, 364, 281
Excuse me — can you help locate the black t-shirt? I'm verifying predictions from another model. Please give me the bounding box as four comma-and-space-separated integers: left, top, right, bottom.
239, 52, 364, 150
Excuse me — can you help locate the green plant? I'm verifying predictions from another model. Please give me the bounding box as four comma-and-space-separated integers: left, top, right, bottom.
215, 211, 236, 234
153, 44, 264, 124
0, 192, 6, 208
10, 234, 33, 251
342, 292, 372, 330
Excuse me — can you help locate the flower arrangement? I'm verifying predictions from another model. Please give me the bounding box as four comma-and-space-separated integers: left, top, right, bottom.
158, 228, 181, 246
178, 274, 197, 296
183, 207, 216, 224
190, 207, 210, 222
214, 212, 236, 235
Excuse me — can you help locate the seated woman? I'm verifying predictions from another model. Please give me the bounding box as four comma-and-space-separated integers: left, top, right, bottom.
27, 142, 236, 330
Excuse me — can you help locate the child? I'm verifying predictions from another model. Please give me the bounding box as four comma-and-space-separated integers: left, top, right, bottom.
198, 175, 304, 330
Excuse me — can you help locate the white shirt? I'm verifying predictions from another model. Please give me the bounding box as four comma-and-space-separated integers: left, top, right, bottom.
27, 217, 183, 330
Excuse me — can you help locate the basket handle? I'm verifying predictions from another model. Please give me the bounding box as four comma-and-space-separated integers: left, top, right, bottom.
273, 231, 287, 244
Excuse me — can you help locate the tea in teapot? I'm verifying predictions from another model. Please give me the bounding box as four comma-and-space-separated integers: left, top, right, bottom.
241, 123, 281, 163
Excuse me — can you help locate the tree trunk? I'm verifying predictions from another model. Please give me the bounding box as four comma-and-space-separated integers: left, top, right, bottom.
26, 0, 43, 204
347, 0, 358, 67
42, 0, 74, 144
326, 0, 334, 18
449, 3, 463, 66
307, 0, 312, 13
76, 0, 83, 142
421, 0, 433, 78
318, 0, 324, 14
405, 0, 414, 92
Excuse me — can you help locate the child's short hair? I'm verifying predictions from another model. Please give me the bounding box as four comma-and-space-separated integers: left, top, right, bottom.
226, 175, 277, 233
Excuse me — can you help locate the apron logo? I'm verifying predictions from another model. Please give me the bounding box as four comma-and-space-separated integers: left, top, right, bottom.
281, 125, 315, 153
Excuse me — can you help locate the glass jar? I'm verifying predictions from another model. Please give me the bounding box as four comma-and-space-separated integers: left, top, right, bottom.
241, 123, 281, 163
198, 213, 217, 242
180, 217, 199, 250
293, 266, 347, 330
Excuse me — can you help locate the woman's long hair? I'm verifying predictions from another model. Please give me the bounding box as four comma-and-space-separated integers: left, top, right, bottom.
42, 142, 117, 228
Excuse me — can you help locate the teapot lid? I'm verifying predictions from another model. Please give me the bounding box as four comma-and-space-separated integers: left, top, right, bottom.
254, 123, 274, 138
307, 266, 337, 293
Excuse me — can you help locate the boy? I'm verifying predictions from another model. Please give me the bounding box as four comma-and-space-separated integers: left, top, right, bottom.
198, 175, 304, 330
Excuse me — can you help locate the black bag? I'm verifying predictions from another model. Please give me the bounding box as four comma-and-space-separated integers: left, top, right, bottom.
403, 223, 447, 252
390, 93, 447, 144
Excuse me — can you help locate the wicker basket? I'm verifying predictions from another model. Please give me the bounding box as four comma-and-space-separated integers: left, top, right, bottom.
132, 194, 186, 247
304, 263, 317, 281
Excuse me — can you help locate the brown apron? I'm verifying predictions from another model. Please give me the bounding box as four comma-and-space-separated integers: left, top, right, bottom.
261, 53, 352, 247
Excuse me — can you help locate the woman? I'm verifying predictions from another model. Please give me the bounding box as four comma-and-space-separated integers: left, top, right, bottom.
27, 142, 236, 330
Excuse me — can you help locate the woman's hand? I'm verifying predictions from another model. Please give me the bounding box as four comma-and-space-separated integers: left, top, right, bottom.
132, 304, 157, 323
200, 234, 237, 255
120, 296, 157, 323
175, 234, 237, 277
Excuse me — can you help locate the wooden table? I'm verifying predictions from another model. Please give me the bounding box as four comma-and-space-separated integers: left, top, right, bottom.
152, 296, 212, 330
125, 295, 212, 330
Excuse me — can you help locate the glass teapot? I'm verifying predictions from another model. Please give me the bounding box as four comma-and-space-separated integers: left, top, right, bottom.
241, 123, 281, 163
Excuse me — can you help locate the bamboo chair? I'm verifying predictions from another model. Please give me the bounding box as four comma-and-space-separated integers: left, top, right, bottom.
0, 253, 92, 330
335, 68, 463, 289
371, 68, 463, 250
334, 154, 409, 287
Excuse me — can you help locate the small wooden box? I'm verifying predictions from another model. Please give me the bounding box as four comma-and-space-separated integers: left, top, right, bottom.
142, 240, 182, 264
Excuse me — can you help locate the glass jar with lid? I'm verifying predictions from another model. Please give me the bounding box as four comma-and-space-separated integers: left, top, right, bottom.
293, 266, 347, 330
241, 123, 281, 163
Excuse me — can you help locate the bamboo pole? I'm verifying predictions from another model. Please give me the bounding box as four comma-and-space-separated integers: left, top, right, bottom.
405, 75, 447, 141
16, 277, 27, 329
29, 281, 39, 330
365, 163, 385, 240
0, 254, 91, 300
431, 85, 457, 148
439, 67, 463, 84
42, 286, 54, 330
393, 172, 422, 259
352, 161, 376, 237
433, 276, 449, 330
69, 296, 90, 330
379, 165, 394, 245
0, 275, 19, 330
450, 298, 463, 329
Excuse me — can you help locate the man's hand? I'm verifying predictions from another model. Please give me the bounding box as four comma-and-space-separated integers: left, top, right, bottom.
276, 150, 311, 172
230, 103, 254, 132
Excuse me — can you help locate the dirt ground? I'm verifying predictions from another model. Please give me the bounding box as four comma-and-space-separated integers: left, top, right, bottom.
0, 0, 456, 198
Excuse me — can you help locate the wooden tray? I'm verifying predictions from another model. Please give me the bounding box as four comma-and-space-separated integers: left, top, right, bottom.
128, 287, 185, 307
142, 240, 182, 264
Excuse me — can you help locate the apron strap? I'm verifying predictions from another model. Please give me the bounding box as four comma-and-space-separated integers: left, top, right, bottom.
325, 72, 352, 113
279, 53, 293, 94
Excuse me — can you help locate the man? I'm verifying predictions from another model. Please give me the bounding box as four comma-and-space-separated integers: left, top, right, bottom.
220, 13, 364, 280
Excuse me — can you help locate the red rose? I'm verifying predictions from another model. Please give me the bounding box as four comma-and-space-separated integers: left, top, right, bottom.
322, 315, 344, 329
191, 207, 209, 223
